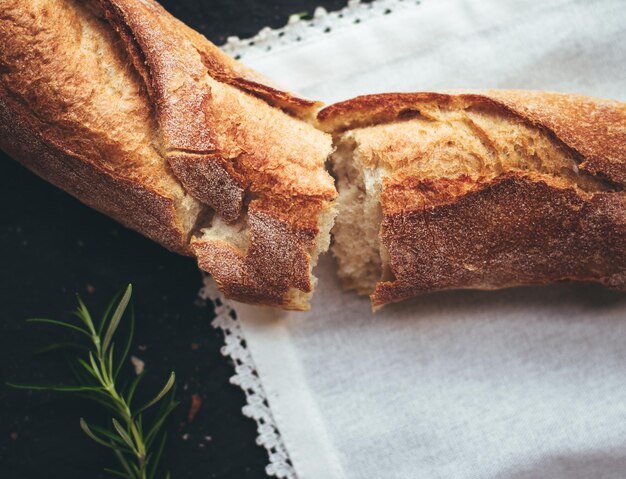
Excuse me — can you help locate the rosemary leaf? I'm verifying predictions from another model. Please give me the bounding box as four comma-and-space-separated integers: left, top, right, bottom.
75, 295, 96, 336
107, 343, 116, 384
6, 383, 103, 393
77, 357, 98, 378
80, 418, 114, 449
115, 304, 135, 379
137, 372, 176, 415
103, 284, 132, 352
112, 418, 138, 454
99, 290, 122, 336
26, 318, 91, 338
35, 342, 89, 354
89, 423, 133, 450
88, 351, 105, 384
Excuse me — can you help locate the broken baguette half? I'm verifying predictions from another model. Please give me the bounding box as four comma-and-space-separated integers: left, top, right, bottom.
0, 0, 336, 310
319, 91, 626, 308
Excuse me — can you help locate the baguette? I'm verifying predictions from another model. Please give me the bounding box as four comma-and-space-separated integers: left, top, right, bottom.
318, 91, 626, 308
3, 0, 625, 311
0, 0, 336, 310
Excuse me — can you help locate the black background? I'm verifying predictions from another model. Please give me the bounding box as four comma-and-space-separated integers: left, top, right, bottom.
0, 1, 349, 478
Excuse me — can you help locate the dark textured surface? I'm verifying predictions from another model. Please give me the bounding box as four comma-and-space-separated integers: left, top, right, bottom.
0, 1, 346, 478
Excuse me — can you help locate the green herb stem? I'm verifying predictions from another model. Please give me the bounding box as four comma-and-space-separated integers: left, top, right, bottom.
9, 284, 177, 479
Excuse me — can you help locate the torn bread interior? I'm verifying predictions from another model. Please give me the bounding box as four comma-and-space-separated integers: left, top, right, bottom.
320, 91, 626, 308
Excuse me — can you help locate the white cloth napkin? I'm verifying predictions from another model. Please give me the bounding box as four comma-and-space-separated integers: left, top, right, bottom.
230, 0, 626, 477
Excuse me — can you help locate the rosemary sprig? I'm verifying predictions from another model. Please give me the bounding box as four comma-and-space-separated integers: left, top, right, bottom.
8, 284, 178, 479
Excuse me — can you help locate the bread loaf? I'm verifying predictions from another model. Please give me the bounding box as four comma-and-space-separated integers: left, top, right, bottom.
0, 0, 336, 310
319, 91, 626, 308
2, 0, 625, 310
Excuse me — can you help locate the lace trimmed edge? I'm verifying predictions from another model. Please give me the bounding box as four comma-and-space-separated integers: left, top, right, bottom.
199, 276, 297, 479
209, 1, 424, 477
221, 0, 422, 61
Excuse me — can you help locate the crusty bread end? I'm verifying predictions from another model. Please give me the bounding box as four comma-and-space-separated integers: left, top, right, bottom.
0, 0, 337, 310
321, 91, 626, 308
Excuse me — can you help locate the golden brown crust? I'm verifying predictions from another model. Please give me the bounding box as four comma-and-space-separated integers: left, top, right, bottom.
99, 0, 216, 152
318, 92, 452, 130
223, 77, 323, 120
179, 23, 322, 119
481, 90, 626, 185
0, 0, 198, 254
193, 197, 331, 310
318, 91, 626, 185
321, 91, 626, 307
100, 0, 255, 221
374, 173, 626, 307
100, 0, 333, 219
167, 152, 247, 223
98, 0, 336, 309
0, 91, 192, 255
0, 0, 336, 310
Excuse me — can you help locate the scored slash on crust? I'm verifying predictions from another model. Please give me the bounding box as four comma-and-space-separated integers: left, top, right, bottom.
96, 0, 337, 310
